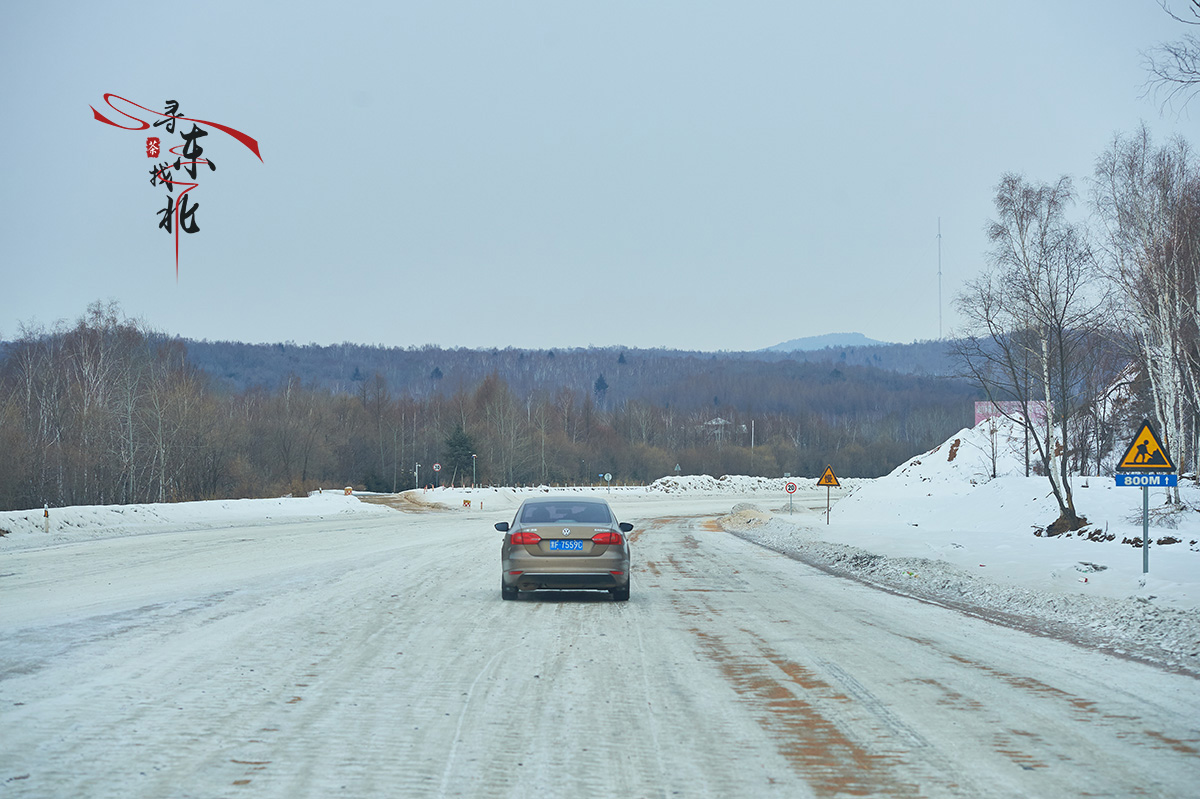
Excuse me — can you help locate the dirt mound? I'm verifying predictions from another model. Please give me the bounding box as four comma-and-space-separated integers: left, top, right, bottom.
358, 492, 453, 513
718, 504, 772, 531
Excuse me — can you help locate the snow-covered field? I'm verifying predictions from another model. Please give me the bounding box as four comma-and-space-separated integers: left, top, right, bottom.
4, 419, 1197, 672
3, 420, 1199, 617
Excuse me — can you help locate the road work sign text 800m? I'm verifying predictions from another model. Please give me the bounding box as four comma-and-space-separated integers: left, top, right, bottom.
1115, 473, 1178, 487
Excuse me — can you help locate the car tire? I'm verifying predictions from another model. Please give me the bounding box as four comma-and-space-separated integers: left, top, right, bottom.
611, 583, 630, 602
502, 581, 519, 601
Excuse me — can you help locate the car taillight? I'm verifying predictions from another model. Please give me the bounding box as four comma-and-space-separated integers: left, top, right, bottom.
591, 531, 623, 545
511, 532, 541, 545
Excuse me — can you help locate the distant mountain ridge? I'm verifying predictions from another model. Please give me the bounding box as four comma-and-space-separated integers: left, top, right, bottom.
765, 332, 891, 352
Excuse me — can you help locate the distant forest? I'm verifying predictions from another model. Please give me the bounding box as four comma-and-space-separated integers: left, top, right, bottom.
0, 305, 977, 511
182, 337, 960, 396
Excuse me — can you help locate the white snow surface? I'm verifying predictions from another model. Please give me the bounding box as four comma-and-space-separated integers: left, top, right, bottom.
3, 421, 1198, 671
5, 429, 1200, 797
720, 419, 1200, 672
0, 493, 396, 549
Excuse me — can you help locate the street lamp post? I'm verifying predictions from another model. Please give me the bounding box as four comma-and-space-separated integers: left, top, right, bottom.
471, 454, 477, 489
414, 462, 420, 490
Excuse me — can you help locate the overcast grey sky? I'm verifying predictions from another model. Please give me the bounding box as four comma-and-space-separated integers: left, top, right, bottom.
1, 1, 1194, 351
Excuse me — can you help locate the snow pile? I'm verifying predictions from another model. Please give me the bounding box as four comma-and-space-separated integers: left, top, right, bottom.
0, 492, 392, 552
833, 417, 1035, 525
648, 474, 862, 494
830, 417, 1200, 578
726, 503, 774, 527
650, 475, 774, 494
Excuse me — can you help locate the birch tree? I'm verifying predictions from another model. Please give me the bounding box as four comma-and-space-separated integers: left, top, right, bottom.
1093, 128, 1200, 502
954, 174, 1105, 531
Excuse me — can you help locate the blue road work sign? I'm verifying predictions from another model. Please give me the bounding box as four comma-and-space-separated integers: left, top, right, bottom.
1115, 473, 1178, 487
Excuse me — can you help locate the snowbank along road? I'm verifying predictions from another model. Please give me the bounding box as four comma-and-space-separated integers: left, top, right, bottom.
2, 495, 1198, 798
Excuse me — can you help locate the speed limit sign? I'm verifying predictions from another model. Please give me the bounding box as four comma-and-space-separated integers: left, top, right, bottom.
785, 481, 797, 494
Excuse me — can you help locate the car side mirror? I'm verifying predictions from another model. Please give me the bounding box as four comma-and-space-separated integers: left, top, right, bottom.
619, 522, 633, 533
495, 522, 510, 532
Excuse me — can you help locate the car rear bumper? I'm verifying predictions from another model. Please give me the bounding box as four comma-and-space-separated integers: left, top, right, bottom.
503, 570, 629, 591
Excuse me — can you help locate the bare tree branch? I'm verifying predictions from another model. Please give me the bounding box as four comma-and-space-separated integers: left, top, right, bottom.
1145, 2, 1200, 111
1158, 0, 1200, 25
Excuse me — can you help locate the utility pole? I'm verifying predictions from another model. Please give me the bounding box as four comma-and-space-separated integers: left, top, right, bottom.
937, 217, 943, 340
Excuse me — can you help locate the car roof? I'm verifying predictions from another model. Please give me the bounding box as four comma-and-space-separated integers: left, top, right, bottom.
519, 496, 611, 506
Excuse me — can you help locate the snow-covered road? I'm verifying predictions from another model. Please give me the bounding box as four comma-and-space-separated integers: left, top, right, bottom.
2, 501, 1198, 798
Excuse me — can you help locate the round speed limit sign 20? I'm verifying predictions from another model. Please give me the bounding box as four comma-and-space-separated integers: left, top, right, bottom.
785, 481, 797, 494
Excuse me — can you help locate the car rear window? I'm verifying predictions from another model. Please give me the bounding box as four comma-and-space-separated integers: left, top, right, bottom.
519, 502, 612, 525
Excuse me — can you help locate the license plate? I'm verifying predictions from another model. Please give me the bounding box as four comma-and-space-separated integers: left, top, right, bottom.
548, 539, 584, 551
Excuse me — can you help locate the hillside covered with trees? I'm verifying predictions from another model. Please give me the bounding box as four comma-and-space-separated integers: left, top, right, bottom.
180, 337, 958, 398
0, 304, 978, 511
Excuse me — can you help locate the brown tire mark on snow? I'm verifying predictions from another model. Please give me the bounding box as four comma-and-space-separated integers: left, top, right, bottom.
627, 514, 678, 543
945, 652, 1101, 718
897, 632, 1106, 717
1142, 730, 1200, 755
931, 649, 1198, 759
908, 678, 985, 712
665, 553, 702, 580
992, 730, 1049, 770
661, 525, 960, 797
687, 627, 919, 797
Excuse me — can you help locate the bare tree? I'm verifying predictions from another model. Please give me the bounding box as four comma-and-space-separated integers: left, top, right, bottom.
359, 372, 392, 489
263, 376, 328, 495
473, 374, 531, 486
1145, 1, 1200, 111
953, 174, 1106, 532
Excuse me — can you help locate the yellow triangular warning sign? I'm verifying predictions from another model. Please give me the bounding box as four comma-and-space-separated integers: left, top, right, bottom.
817, 465, 841, 487
1116, 420, 1176, 472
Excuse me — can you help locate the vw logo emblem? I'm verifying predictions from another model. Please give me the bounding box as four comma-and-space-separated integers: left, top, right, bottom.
562, 527, 572, 536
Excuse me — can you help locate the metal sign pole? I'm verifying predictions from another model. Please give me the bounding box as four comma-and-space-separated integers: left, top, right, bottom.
826, 486, 830, 525
1113, 420, 1175, 576
1143, 485, 1149, 574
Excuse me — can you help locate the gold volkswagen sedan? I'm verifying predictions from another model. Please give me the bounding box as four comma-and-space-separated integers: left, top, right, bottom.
497, 497, 632, 601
